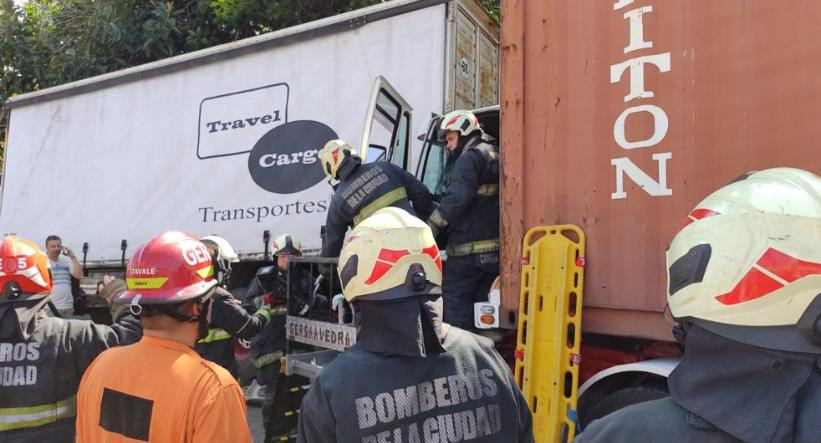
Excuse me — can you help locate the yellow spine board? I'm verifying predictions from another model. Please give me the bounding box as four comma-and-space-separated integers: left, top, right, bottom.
514, 225, 585, 443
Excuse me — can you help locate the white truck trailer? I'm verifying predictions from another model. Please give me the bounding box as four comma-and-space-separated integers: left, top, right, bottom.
0, 0, 499, 277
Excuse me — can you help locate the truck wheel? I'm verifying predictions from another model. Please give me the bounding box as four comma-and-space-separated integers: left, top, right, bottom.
581, 383, 669, 428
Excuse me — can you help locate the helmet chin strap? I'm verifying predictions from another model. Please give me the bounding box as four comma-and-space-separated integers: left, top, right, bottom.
129, 294, 213, 339
129, 294, 143, 316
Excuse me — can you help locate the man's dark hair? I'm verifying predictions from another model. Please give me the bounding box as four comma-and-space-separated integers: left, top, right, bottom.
45, 235, 61, 245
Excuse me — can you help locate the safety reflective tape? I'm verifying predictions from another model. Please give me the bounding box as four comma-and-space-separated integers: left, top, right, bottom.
477, 184, 499, 196
195, 266, 214, 279
254, 351, 284, 368
353, 187, 408, 225
270, 306, 288, 316
0, 396, 76, 431
429, 209, 448, 228
257, 307, 271, 319
197, 328, 232, 344
126, 277, 168, 289
446, 239, 500, 257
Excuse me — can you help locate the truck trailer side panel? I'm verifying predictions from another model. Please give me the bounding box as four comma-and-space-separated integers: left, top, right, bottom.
500, 1, 821, 337
1, 2, 451, 262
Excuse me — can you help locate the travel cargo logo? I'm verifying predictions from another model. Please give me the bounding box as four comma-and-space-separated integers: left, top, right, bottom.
247, 120, 336, 194
197, 83, 337, 195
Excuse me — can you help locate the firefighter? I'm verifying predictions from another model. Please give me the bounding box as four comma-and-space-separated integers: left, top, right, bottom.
246, 234, 317, 442
426, 110, 500, 330
0, 236, 141, 442
201, 235, 239, 289
574, 168, 821, 443
195, 235, 271, 377
76, 231, 252, 442
318, 139, 434, 259
296, 208, 534, 443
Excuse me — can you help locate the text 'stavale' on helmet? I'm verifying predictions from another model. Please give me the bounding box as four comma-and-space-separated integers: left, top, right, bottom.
666, 167, 821, 353
337, 207, 442, 303
272, 234, 302, 256
320, 139, 358, 179
439, 110, 481, 140
118, 231, 217, 307
0, 236, 52, 303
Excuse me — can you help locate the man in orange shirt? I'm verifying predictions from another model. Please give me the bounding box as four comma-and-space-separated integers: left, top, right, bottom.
76, 231, 252, 442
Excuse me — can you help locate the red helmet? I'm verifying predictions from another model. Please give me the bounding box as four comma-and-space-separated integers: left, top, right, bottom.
0, 236, 52, 303
119, 231, 217, 305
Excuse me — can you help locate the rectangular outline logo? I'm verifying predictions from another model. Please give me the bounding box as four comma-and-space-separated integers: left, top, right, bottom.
196, 82, 290, 160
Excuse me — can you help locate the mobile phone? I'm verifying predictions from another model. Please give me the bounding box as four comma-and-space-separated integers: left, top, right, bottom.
62, 247, 69, 256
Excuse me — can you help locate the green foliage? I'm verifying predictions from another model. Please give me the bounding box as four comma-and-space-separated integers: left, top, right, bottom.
0, 0, 501, 106
0, 0, 390, 105
477, 0, 499, 22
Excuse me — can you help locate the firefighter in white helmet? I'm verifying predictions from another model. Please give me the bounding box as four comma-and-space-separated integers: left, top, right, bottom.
574, 168, 821, 443
318, 139, 434, 259
195, 235, 271, 378
246, 234, 321, 441
296, 208, 533, 443
427, 109, 500, 330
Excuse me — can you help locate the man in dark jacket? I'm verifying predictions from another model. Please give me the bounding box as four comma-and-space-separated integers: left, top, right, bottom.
297, 207, 533, 443
574, 168, 821, 443
246, 234, 320, 442
318, 139, 434, 258
427, 110, 500, 330
0, 235, 141, 443
196, 235, 270, 377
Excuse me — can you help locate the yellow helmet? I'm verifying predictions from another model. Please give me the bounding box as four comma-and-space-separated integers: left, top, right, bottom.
338, 207, 442, 302
666, 167, 821, 352
320, 139, 358, 179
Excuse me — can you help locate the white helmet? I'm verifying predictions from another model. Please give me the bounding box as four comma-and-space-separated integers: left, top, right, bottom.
200, 235, 239, 263
272, 234, 302, 256
338, 207, 442, 303
200, 235, 239, 287
666, 167, 821, 353
439, 110, 481, 138
320, 139, 359, 179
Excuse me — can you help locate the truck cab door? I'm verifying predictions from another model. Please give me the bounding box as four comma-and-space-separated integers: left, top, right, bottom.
360, 76, 413, 169
415, 115, 448, 199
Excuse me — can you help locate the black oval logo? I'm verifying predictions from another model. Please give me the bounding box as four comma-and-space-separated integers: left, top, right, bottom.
248, 120, 337, 194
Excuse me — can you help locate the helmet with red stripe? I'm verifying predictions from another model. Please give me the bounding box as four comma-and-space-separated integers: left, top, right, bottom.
337, 207, 442, 302
666, 167, 821, 353
0, 236, 52, 304
439, 110, 481, 138
320, 139, 359, 179
118, 231, 217, 306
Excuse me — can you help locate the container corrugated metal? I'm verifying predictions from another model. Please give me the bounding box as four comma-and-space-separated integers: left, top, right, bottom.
500, 0, 821, 339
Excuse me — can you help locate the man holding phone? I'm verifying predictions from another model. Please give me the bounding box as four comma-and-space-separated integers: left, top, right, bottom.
45, 234, 83, 317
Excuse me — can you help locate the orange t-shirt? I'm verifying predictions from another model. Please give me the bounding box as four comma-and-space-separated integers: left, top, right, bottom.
75, 335, 252, 443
